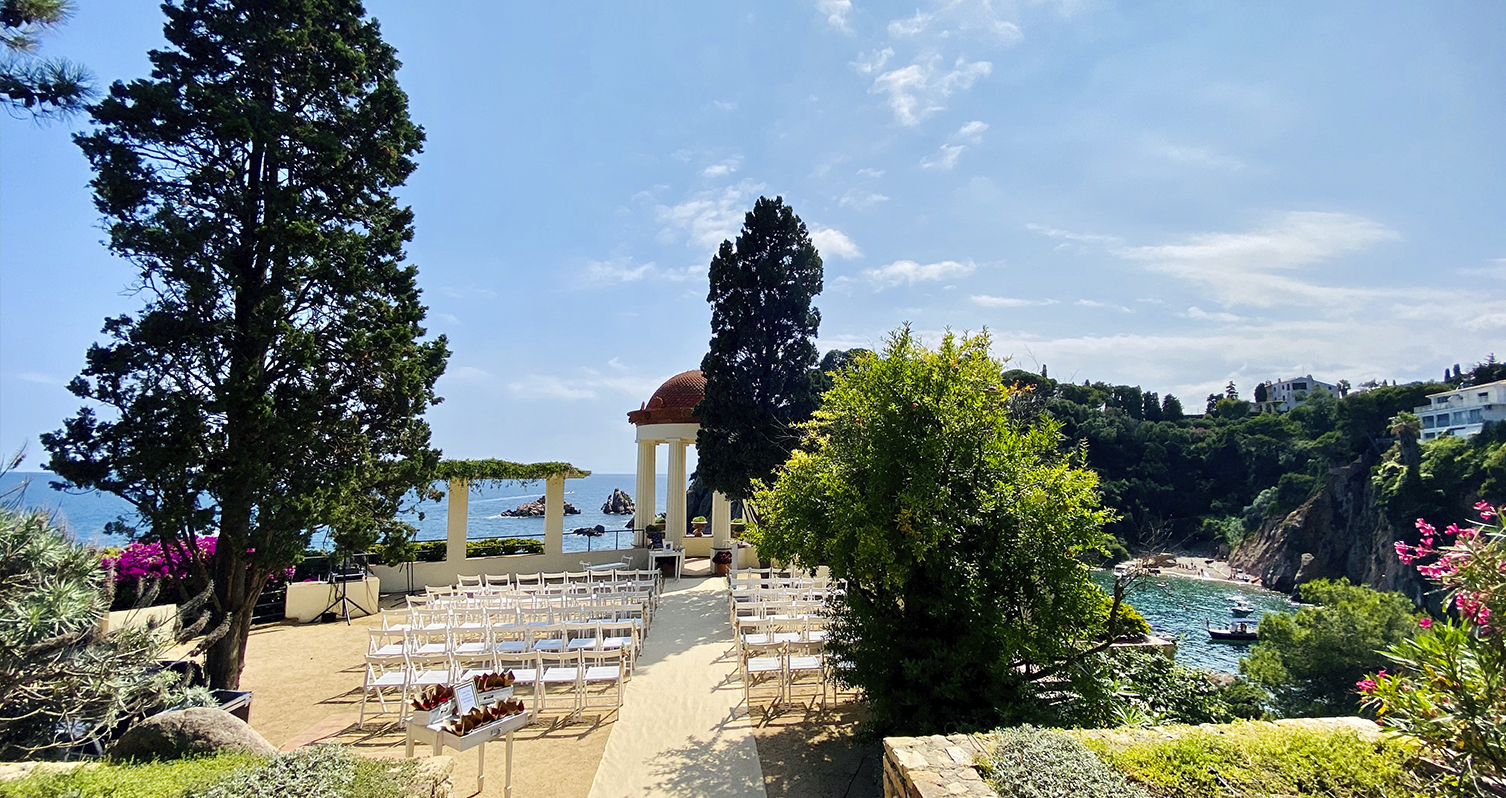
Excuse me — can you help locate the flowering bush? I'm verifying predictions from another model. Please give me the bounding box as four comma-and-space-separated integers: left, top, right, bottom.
1362, 502, 1506, 793
102, 537, 217, 582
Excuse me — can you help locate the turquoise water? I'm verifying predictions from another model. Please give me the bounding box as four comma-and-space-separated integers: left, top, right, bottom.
0, 472, 654, 552
1091, 570, 1293, 673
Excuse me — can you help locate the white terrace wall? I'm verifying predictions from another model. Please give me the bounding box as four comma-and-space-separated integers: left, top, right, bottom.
369, 548, 652, 593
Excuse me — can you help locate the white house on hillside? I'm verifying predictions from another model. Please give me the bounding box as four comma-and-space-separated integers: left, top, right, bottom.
1417, 379, 1506, 441
1254, 375, 1337, 413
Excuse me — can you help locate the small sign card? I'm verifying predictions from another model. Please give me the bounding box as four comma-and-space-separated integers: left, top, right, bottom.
453, 681, 478, 715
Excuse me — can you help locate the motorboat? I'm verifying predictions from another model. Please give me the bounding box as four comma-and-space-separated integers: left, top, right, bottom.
1231, 600, 1255, 617
1208, 619, 1258, 643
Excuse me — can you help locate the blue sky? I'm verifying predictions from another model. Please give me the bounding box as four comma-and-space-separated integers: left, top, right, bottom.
2, 1, 1503, 474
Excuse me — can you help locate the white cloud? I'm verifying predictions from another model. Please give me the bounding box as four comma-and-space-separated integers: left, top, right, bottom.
888, 10, 932, 37
871, 56, 992, 126
607, 357, 629, 372
1076, 299, 1132, 312
867, 259, 975, 287
14, 371, 60, 385
435, 312, 462, 325
810, 226, 863, 259
971, 294, 1058, 307
852, 47, 894, 75
584, 257, 705, 284
507, 371, 664, 403
712, 99, 738, 111
1186, 306, 1243, 323
839, 188, 890, 209
701, 158, 741, 178
655, 179, 764, 252
1113, 211, 1403, 307
955, 120, 988, 141
856, 167, 886, 178
888, 1, 1023, 43
1025, 223, 1122, 245
920, 144, 966, 170
1459, 258, 1506, 280
1163, 144, 1245, 170
817, 0, 853, 32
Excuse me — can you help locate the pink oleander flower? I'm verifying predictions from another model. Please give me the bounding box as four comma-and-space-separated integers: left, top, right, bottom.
1416, 518, 1436, 535
1419, 617, 1432, 628
1356, 678, 1378, 693
1476, 500, 1496, 521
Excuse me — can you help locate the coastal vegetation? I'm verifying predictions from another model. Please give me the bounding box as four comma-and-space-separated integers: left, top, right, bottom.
40, 0, 448, 690
1239, 578, 1418, 717
1362, 504, 1506, 794
0, 489, 191, 757
753, 327, 1122, 733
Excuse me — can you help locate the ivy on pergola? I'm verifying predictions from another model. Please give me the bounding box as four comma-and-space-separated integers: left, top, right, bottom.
434, 459, 591, 489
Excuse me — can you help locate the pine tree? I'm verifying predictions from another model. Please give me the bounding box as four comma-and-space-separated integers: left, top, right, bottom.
1, 0, 92, 117
43, 0, 447, 689
696, 196, 823, 501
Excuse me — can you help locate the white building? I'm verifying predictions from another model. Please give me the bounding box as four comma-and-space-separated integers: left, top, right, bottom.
1417, 379, 1506, 441
1255, 375, 1337, 413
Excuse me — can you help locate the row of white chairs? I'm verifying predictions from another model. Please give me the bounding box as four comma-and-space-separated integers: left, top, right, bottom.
432, 567, 662, 594
390, 598, 652, 633
360, 647, 628, 726
739, 639, 828, 710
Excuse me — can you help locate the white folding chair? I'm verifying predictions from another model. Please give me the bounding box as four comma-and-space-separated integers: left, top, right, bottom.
536, 649, 584, 716
580, 648, 627, 716
457, 574, 483, 589
740, 640, 784, 708
785, 645, 828, 710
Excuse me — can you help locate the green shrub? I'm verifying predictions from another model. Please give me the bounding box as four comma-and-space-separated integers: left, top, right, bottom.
1239, 578, 1417, 717
978, 725, 1146, 798
5, 753, 264, 798
1060, 649, 1240, 729
465, 537, 544, 557
1081, 723, 1432, 798
202, 745, 418, 798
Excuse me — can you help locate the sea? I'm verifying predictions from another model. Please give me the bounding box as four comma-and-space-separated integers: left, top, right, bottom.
0, 471, 662, 554
5, 470, 1293, 671
1091, 570, 1293, 673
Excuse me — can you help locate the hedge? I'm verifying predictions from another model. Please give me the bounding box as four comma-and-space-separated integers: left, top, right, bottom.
368, 537, 545, 563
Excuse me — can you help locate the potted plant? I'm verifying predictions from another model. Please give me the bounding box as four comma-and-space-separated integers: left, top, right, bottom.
645, 516, 666, 548
712, 548, 733, 577
730, 518, 746, 537
691, 516, 707, 536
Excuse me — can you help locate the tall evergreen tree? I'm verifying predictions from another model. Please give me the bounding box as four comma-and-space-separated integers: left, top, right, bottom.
42, 0, 447, 688
696, 196, 823, 501
1, 0, 93, 117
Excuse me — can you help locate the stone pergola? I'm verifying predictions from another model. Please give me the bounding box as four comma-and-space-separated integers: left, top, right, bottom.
433, 459, 590, 562
628, 370, 736, 557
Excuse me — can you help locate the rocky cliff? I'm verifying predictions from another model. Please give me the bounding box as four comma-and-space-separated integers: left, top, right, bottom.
1230, 455, 1428, 606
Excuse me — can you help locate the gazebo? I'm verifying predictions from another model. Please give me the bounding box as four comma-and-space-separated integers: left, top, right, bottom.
628, 370, 737, 560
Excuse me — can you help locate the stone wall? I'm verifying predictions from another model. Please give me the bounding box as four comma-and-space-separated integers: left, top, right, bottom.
882, 733, 993, 798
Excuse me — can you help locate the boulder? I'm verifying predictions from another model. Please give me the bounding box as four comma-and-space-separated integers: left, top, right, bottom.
499, 496, 581, 517
601, 488, 635, 515
109, 707, 277, 760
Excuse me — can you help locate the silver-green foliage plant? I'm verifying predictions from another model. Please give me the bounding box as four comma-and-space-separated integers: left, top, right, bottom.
200, 745, 417, 798
979, 726, 1146, 798
0, 500, 178, 757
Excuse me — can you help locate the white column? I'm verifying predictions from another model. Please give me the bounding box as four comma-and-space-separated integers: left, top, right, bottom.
666, 439, 689, 547
711, 491, 732, 548
635, 439, 657, 547
544, 474, 565, 556
446, 478, 469, 564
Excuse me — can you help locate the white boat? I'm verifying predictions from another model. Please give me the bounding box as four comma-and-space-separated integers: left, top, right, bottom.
1231, 600, 1255, 617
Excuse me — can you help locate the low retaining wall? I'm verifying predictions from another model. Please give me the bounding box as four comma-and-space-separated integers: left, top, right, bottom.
99, 603, 178, 635
883, 717, 1385, 798
369, 549, 650, 593
882, 734, 992, 798
285, 576, 381, 622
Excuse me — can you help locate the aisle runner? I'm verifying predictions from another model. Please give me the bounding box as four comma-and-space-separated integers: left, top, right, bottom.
587, 576, 767, 798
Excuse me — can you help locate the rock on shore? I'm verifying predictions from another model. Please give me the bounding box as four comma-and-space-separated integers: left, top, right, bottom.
601, 488, 635, 515
500, 496, 581, 517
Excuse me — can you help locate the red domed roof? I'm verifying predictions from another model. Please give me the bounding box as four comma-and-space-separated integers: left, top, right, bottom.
628, 370, 705, 425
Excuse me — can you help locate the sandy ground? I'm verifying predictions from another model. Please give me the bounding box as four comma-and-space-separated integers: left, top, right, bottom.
1140, 555, 1262, 586
749, 704, 882, 798
234, 595, 613, 798
226, 560, 877, 798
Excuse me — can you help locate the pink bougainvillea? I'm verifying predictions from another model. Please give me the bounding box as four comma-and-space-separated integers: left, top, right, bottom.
102, 537, 294, 583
